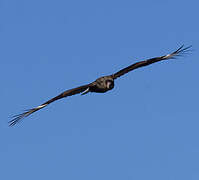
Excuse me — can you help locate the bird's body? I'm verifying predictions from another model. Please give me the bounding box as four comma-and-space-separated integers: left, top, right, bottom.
89, 76, 114, 93
9, 45, 191, 126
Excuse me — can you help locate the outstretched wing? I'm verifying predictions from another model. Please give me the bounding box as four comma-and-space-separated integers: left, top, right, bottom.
112, 45, 192, 79
9, 84, 90, 126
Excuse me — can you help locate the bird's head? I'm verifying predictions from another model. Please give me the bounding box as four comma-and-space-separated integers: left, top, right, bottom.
106, 79, 114, 90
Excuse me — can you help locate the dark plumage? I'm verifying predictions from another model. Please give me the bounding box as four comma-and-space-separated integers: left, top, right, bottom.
9, 45, 191, 126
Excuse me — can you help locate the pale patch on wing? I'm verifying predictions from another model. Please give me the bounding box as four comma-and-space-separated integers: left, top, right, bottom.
37, 104, 47, 109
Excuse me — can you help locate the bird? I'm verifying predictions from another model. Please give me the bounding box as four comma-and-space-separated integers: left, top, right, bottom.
9, 45, 191, 126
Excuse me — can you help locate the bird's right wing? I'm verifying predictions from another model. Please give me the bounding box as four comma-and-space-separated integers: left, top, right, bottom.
112, 45, 191, 79
9, 84, 90, 126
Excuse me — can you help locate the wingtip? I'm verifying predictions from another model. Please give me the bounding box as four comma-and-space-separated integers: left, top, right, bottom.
178, 44, 192, 51
8, 113, 25, 127
173, 44, 192, 56
9, 108, 34, 127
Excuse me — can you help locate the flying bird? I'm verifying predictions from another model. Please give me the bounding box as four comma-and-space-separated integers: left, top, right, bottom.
9, 45, 191, 126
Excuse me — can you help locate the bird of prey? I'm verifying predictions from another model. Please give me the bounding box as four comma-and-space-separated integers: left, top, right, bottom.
9, 45, 191, 126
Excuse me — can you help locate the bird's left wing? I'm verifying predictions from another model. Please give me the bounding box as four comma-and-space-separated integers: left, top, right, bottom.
9, 84, 90, 126
112, 45, 191, 79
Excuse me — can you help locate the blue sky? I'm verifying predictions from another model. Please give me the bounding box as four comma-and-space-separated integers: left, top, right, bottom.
1, 0, 199, 179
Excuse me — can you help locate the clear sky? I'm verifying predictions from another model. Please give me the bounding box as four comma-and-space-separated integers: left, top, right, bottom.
1, 0, 199, 179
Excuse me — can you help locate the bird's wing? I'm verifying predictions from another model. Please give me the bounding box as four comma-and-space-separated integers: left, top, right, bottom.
112, 45, 191, 79
9, 84, 90, 126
